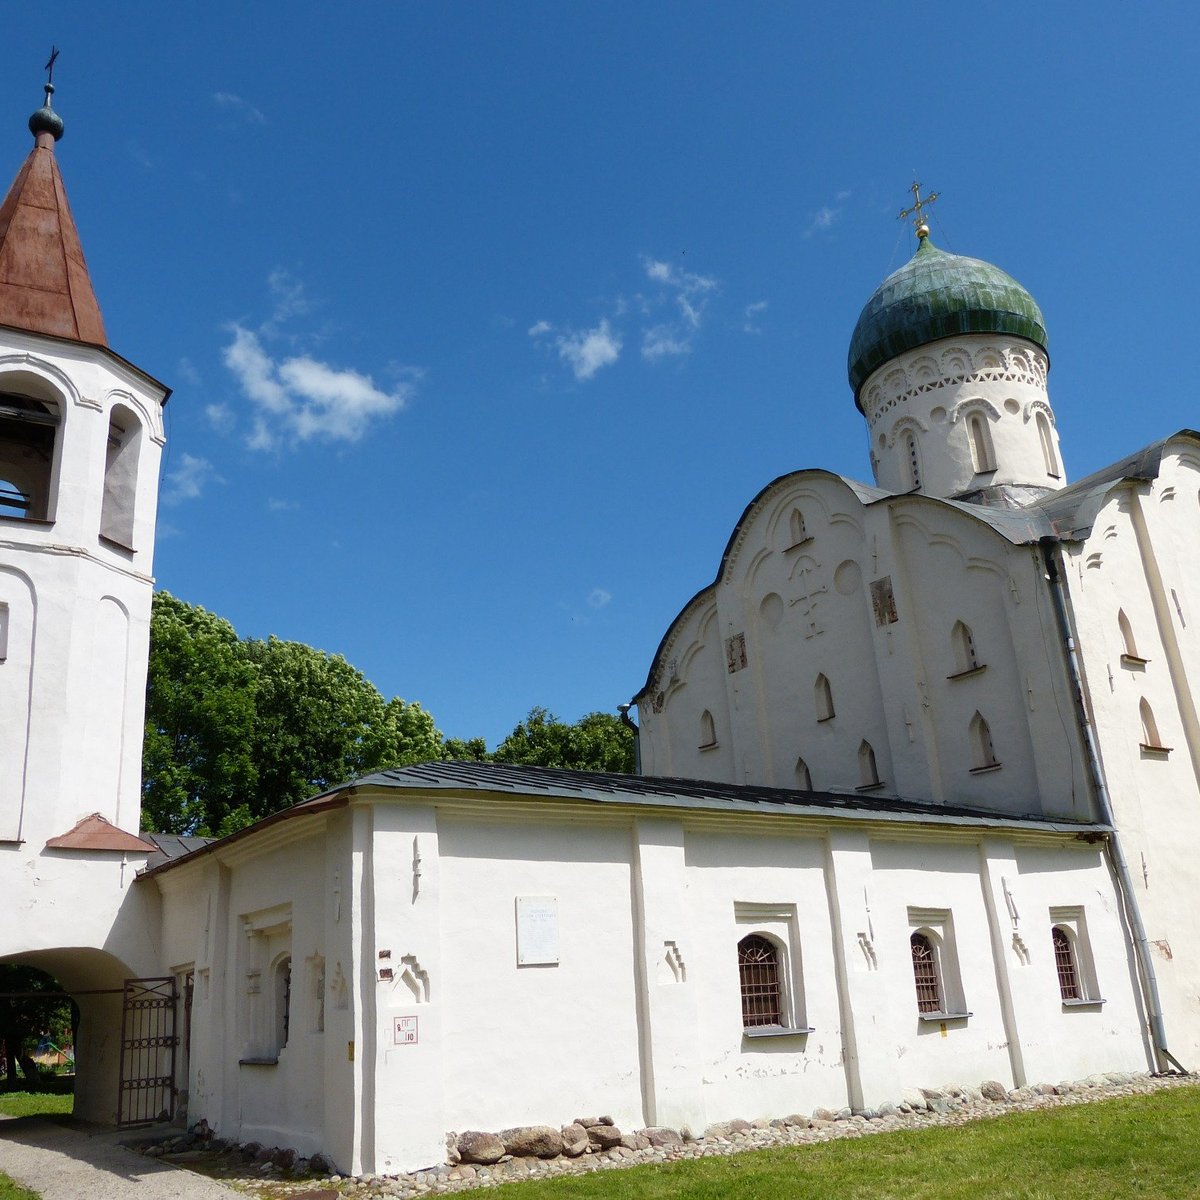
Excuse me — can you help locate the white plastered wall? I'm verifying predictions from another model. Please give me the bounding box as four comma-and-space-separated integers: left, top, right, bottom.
1063, 441, 1200, 1065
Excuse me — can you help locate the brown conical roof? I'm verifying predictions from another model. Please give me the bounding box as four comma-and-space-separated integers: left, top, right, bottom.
0, 130, 106, 346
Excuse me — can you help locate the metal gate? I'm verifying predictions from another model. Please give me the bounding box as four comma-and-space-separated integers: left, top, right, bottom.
117, 977, 177, 1126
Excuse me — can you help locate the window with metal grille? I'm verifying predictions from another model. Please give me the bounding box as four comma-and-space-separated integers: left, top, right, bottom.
1052, 926, 1081, 1001
910, 932, 942, 1013
738, 934, 783, 1027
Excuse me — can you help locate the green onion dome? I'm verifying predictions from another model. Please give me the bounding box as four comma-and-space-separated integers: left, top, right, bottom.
847, 235, 1048, 409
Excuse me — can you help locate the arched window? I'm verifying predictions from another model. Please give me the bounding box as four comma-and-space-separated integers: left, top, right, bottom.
814, 674, 834, 721
910, 931, 942, 1013
857, 739, 880, 788
1036, 412, 1060, 478
789, 508, 807, 544
969, 712, 999, 770
699, 709, 717, 748
737, 934, 783, 1028
1118, 609, 1144, 662
1051, 926, 1081, 1001
100, 405, 141, 548
273, 956, 292, 1053
0, 393, 60, 521
950, 620, 979, 674
1140, 698, 1165, 750
904, 431, 922, 490
967, 413, 995, 473
794, 756, 812, 790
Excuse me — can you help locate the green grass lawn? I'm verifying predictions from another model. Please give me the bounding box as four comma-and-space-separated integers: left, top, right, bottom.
0, 1173, 38, 1200
494, 1084, 1200, 1200
0, 1081, 73, 1119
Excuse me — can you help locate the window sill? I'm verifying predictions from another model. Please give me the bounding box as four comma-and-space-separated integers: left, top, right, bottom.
1062, 998, 1106, 1009
816, 715, 835, 724
855, 781, 885, 792
947, 664, 987, 681
743, 1026, 815, 1039
698, 740, 719, 751
784, 537, 814, 552
918, 1011, 972, 1023
969, 763, 1003, 775
1140, 744, 1172, 758
99, 534, 135, 555
971, 467, 998, 477
0, 514, 53, 527
1120, 654, 1149, 669
238, 1056, 279, 1067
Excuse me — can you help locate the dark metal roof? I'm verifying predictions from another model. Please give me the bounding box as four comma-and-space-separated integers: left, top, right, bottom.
344, 759, 1103, 834
142, 832, 218, 871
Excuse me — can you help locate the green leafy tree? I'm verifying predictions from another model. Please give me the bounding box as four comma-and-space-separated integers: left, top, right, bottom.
492, 707, 635, 773
142, 593, 258, 836
143, 594, 446, 835
0, 965, 71, 1091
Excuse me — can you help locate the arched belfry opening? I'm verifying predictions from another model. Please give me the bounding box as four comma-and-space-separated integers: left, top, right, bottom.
100, 404, 141, 547
0, 392, 60, 521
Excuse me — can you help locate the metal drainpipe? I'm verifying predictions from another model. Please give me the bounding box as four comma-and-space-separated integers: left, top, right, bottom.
617, 703, 642, 774
1039, 536, 1186, 1075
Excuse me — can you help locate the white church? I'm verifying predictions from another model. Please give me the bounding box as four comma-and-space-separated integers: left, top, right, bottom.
1, 79, 1198, 1177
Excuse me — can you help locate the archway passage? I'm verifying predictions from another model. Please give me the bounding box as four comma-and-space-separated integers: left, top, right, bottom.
0, 948, 176, 1126
0, 962, 74, 1113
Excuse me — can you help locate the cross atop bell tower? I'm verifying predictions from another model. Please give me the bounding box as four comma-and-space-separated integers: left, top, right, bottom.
898, 179, 939, 240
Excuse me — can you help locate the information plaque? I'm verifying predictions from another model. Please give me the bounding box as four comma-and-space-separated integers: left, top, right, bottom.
516, 895, 559, 965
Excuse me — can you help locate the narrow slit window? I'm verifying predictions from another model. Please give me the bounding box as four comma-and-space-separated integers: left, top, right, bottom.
100, 404, 141, 548
699, 709, 717, 748
0, 601, 8, 662
1140, 698, 1165, 750
1052, 926, 1081, 1001
794, 756, 812, 790
738, 934, 783, 1028
274, 956, 292, 1053
967, 413, 995, 473
1037, 412, 1060, 478
1118, 609, 1143, 661
969, 711, 999, 770
857, 739, 880, 787
815, 673, 835, 721
789, 508, 807, 544
951, 620, 979, 674
904, 431, 921, 490
910, 932, 942, 1013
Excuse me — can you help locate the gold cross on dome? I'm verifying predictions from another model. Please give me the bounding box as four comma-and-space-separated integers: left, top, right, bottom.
898, 180, 938, 237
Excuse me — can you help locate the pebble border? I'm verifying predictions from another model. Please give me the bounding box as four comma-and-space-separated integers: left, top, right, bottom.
136, 1071, 1195, 1198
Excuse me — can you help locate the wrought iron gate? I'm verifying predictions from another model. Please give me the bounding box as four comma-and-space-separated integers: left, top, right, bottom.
117, 977, 177, 1126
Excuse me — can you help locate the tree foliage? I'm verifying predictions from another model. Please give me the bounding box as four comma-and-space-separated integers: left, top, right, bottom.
144, 593, 442, 835
143, 594, 635, 838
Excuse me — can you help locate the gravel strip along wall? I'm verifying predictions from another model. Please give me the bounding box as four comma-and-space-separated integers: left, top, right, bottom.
134, 1072, 1194, 1198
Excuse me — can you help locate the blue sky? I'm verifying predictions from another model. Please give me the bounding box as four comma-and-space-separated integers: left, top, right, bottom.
2, 4, 1195, 745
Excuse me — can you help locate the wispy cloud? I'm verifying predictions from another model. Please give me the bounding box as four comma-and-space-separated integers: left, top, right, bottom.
224, 325, 411, 450
587, 587, 612, 609
638, 257, 718, 360
529, 318, 623, 381
176, 357, 201, 387
267, 497, 299, 512
213, 91, 267, 125
742, 300, 768, 334
804, 191, 851, 238
163, 453, 220, 504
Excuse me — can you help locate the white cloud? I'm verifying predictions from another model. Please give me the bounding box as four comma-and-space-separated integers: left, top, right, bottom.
555, 319, 622, 381
204, 403, 234, 434
743, 300, 768, 334
267, 497, 298, 512
213, 92, 266, 125
223, 325, 410, 450
638, 257, 718, 359
587, 587, 612, 609
527, 320, 553, 338
176, 357, 201, 386
163, 453, 220, 504
804, 193, 851, 238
